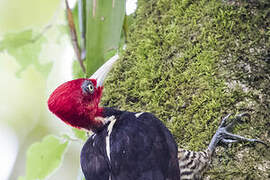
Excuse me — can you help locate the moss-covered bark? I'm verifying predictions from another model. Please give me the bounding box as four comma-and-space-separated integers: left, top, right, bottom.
102, 0, 270, 179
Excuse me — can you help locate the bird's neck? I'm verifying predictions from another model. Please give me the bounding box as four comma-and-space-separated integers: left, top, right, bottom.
102, 107, 123, 118
92, 107, 122, 132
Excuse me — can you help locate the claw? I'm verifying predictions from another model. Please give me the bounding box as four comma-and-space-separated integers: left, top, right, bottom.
208, 113, 267, 154
224, 112, 250, 131
235, 112, 250, 120
220, 139, 239, 144
219, 113, 232, 128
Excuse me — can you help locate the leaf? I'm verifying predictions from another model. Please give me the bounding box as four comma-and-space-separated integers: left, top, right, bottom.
72, 128, 88, 141
123, 14, 136, 42
70, 0, 125, 77
0, 29, 52, 77
20, 135, 69, 180
84, 0, 126, 76
0, 0, 61, 34
0, 30, 33, 50
73, 60, 86, 78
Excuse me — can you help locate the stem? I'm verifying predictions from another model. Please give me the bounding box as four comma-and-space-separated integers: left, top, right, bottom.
65, 0, 86, 73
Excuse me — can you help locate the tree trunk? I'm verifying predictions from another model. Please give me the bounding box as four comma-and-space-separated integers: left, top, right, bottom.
102, 0, 270, 179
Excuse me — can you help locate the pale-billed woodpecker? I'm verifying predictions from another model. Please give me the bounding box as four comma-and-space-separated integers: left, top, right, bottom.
48, 58, 266, 180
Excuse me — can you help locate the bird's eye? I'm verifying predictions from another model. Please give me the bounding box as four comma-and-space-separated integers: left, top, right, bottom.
82, 80, 95, 95
87, 83, 94, 93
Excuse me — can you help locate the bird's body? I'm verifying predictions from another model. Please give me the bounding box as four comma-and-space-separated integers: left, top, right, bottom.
81, 108, 180, 180
48, 78, 266, 180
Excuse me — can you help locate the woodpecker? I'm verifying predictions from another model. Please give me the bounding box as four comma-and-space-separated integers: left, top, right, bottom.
48, 77, 266, 180
48, 78, 180, 180
47, 57, 266, 180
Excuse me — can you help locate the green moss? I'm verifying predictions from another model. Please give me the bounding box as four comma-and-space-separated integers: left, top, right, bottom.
102, 0, 270, 179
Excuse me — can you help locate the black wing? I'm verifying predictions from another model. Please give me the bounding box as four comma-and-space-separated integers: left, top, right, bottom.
109, 111, 180, 180
81, 131, 111, 180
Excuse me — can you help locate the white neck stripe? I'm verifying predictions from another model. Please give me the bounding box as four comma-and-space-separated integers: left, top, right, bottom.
105, 116, 116, 162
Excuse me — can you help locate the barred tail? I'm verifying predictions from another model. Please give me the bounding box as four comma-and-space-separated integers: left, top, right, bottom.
178, 149, 212, 180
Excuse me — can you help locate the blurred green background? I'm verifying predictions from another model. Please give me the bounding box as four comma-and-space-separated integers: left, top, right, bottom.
1, 0, 88, 179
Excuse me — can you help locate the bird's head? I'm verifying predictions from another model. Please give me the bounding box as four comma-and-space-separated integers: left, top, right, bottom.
48, 54, 119, 132
48, 78, 104, 131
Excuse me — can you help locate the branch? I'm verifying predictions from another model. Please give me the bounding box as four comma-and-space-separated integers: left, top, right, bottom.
65, 0, 86, 73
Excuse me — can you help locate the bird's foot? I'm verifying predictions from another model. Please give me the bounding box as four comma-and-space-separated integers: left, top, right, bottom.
208, 113, 267, 154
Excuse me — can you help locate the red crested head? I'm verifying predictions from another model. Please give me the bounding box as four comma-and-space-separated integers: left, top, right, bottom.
48, 78, 104, 131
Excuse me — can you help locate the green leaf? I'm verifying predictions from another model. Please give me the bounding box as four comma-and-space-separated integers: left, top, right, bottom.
0, 29, 52, 77
73, 60, 86, 79
122, 14, 135, 43
72, 128, 88, 141
84, 0, 126, 76
70, 0, 125, 77
0, 0, 61, 35
20, 135, 69, 180
0, 30, 33, 50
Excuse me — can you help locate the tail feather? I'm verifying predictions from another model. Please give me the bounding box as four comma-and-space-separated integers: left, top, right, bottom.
178, 149, 211, 180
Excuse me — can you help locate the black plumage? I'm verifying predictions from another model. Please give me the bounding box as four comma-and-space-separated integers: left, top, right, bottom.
81, 108, 180, 180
